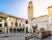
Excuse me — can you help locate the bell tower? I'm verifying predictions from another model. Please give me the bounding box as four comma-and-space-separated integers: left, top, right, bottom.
27, 1, 33, 33
28, 1, 33, 20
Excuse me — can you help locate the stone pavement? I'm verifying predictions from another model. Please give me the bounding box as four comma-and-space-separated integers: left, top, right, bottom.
0, 33, 52, 40
0, 33, 30, 40
30, 36, 52, 40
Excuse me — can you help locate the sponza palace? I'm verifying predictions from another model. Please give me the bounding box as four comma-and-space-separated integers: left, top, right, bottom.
0, 1, 52, 34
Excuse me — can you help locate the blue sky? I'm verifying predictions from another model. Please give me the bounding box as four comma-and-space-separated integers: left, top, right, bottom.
0, 0, 28, 19
0, 0, 52, 19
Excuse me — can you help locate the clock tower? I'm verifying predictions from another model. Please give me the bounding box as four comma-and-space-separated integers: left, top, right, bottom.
28, 1, 34, 33
28, 1, 33, 20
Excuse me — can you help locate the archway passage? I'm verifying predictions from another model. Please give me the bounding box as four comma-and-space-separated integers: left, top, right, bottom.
14, 28, 16, 33
40, 28, 45, 32
15, 22, 18, 27
33, 26, 37, 32
17, 28, 20, 32
10, 28, 13, 33
0, 30, 2, 33
26, 27, 28, 33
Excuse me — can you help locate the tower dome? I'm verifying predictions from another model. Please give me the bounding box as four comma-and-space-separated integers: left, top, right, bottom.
29, 1, 32, 3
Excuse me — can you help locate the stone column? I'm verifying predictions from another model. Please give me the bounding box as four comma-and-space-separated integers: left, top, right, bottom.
2, 20, 5, 33
2, 20, 4, 28
13, 21, 15, 27
28, 19, 33, 33
48, 6, 52, 35
18, 22, 19, 27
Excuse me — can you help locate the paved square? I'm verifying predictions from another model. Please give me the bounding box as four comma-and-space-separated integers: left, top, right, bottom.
0, 33, 52, 40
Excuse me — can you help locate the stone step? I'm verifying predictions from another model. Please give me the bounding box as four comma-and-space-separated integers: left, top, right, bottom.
25, 33, 38, 40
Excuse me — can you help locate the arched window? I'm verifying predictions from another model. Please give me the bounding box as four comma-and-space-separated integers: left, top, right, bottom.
4, 22, 7, 27
25, 20, 28, 24
0, 24, 2, 27
15, 22, 18, 27
4, 20, 7, 27
22, 24, 24, 27
29, 6, 30, 8
19, 23, 21, 27
11, 22, 13, 26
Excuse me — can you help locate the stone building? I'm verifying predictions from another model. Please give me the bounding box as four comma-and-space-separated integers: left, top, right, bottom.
0, 13, 27, 33
28, 1, 34, 32
31, 15, 48, 31
0, 13, 7, 33
6, 16, 27, 33
31, 6, 52, 34
0, 1, 52, 34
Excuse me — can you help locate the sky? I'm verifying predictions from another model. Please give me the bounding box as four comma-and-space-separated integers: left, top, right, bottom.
0, 0, 52, 19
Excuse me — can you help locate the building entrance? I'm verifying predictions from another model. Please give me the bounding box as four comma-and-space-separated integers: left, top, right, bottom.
33, 26, 37, 32
10, 28, 13, 33
0, 30, 2, 33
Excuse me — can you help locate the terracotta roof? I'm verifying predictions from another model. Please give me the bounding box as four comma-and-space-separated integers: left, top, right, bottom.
31, 17, 36, 20
36, 15, 48, 18
48, 6, 52, 8
29, 1, 32, 3
31, 15, 48, 20
0, 12, 27, 20
0, 12, 7, 18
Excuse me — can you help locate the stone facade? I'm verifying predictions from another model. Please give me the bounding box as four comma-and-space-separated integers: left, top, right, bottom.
28, 1, 33, 20
0, 13, 27, 33
28, 1, 34, 33
32, 15, 48, 31
0, 1, 52, 34
0, 17, 6, 33
48, 6, 52, 34
31, 6, 52, 33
